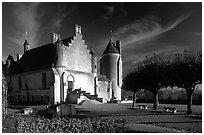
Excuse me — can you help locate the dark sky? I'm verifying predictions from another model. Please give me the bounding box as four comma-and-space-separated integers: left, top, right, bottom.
2, 2, 202, 75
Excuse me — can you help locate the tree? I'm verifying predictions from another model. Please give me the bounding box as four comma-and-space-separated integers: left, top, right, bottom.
137, 54, 165, 110
122, 70, 144, 108
123, 51, 201, 113
167, 51, 202, 114
123, 54, 166, 110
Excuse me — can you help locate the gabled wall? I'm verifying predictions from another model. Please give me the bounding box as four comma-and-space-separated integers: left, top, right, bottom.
55, 33, 92, 73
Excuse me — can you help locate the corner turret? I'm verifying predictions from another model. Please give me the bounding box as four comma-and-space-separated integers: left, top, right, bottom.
23, 39, 30, 53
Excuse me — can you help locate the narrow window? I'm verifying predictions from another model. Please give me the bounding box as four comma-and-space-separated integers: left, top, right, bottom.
32, 96, 34, 102
42, 73, 46, 89
47, 96, 49, 102
18, 76, 21, 89
117, 59, 120, 86
41, 96, 43, 102
18, 95, 21, 102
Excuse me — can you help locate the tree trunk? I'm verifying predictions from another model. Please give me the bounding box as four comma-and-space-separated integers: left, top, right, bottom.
153, 92, 159, 110
132, 91, 137, 108
186, 89, 193, 114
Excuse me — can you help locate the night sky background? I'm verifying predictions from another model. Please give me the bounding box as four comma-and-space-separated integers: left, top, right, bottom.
2, 2, 202, 76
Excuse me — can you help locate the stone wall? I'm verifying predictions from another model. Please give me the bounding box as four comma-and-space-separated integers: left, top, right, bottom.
10, 69, 52, 104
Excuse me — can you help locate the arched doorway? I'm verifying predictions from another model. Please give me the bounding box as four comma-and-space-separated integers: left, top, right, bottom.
66, 74, 75, 103
67, 74, 75, 91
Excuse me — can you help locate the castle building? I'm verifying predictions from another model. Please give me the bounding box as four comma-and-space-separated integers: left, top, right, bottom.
3, 24, 122, 105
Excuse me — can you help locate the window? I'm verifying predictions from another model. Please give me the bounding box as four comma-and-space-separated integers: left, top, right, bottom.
18, 76, 22, 89
18, 95, 21, 102
41, 96, 43, 102
32, 96, 34, 102
107, 87, 110, 92
42, 73, 46, 89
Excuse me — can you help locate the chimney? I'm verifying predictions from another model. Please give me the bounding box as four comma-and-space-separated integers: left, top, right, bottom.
78, 26, 82, 34
74, 24, 82, 34
74, 24, 79, 33
51, 33, 55, 44
51, 33, 61, 44
116, 40, 121, 54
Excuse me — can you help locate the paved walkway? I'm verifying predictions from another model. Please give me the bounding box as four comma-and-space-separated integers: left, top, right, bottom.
125, 123, 187, 133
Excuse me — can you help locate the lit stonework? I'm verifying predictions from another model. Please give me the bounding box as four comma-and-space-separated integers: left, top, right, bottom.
3, 24, 122, 105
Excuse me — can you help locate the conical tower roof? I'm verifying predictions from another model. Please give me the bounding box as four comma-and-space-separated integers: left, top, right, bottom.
102, 40, 119, 55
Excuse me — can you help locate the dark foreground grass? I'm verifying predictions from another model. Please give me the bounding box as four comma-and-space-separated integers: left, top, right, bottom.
2, 103, 202, 133
6, 115, 122, 133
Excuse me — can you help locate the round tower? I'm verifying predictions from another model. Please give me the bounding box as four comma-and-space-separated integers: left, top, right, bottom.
100, 40, 122, 102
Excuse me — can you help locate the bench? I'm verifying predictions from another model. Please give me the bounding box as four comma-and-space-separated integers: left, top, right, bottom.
138, 105, 148, 110
23, 108, 33, 115
163, 107, 177, 113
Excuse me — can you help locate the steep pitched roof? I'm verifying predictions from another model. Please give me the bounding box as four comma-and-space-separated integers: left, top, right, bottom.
12, 36, 74, 74
102, 40, 119, 55
13, 43, 57, 73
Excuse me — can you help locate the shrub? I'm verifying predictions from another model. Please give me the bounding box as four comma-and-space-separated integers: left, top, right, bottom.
15, 116, 121, 133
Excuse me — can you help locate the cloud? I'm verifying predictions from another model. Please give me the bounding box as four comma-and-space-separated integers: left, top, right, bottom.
10, 3, 42, 47
102, 5, 115, 21
48, 6, 70, 32
53, 13, 67, 29
101, 4, 128, 21
113, 14, 190, 46
8, 3, 78, 49
41, 4, 78, 37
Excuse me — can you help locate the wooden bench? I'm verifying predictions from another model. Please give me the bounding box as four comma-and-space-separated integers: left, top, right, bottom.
138, 105, 148, 110
163, 107, 177, 113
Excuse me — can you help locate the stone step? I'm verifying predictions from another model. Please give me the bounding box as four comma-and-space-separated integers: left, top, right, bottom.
74, 89, 103, 103
90, 95, 98, 99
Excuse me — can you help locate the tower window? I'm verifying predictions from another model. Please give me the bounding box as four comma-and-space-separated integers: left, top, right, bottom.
42, 73, 46, 89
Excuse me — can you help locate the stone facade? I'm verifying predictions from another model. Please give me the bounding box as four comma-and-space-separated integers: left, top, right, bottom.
3, 24, 122, 105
